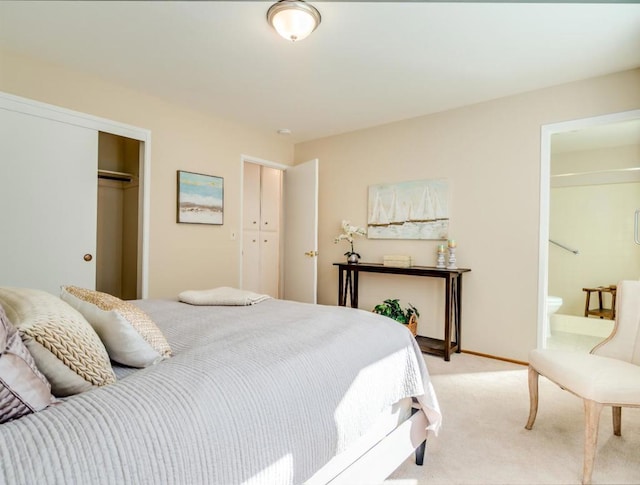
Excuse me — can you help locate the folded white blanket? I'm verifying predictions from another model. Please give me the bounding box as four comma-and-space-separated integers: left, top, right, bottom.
179, 287, 272, 306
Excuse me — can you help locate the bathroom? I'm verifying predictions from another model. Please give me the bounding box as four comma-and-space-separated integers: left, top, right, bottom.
546, 117, 640, 352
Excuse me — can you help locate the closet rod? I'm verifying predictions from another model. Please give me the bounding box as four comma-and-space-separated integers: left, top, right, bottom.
97, 169, 135, 182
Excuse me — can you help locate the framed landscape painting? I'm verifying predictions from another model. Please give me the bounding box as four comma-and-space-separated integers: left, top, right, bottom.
177, 170, 224, 225
368, 178, 449, 239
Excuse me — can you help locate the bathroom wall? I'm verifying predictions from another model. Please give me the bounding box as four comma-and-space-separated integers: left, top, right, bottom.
549, 143, 640, 316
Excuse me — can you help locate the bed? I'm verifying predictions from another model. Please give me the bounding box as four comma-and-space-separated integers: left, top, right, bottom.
0, 290, 441, 484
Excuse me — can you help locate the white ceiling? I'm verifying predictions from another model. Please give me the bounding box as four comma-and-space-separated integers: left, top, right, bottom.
1, 1, 639, 144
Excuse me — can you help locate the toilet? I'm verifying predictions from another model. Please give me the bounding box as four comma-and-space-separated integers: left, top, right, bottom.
546, 295, 563, 335
547, 295, 563, 316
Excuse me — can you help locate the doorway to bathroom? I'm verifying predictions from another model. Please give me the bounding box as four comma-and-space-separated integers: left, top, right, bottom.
539, 110, 640, 352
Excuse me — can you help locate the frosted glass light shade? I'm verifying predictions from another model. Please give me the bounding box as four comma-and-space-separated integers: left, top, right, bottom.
267, 0, 321, 42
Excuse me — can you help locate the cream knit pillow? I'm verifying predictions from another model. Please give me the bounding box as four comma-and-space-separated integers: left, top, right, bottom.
61, 286, 172, 367
0, 287, 116, 397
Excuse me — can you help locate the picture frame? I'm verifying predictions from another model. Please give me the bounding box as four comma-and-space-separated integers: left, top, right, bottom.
367, 178, 449, 239
177, 170, 224, 225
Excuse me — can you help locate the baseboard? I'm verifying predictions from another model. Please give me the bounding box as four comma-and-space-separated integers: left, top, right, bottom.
461, 349, 528, 366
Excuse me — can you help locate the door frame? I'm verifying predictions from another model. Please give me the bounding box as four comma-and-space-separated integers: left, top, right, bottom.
0, 91, 152, 297
239, 154, 289, 292
537, 108, 640, 349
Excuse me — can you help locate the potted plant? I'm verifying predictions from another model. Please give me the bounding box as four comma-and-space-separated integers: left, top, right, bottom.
372, 299, 419, 336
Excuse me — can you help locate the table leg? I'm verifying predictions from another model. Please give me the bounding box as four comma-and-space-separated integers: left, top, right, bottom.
455, 275, 462, 353
353, 271, 359, 308
338, 268, 345, 306
444, 275, 452, 361
450, 276, 458, 346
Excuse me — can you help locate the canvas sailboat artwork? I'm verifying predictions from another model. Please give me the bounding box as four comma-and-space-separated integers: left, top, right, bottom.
367, 179, 449, 239
369, 192, 390, 226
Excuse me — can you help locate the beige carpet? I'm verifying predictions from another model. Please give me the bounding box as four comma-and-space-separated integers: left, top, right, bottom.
386, 352, 640, 485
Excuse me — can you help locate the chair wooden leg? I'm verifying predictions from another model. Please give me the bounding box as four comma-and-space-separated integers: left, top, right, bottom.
583, 399, 604, 485
525, 365, 539, 430
612, 406, 621, 436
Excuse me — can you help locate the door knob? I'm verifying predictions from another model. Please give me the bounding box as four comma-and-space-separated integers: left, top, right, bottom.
83, 254, 93, 262
304, 250, 318, 257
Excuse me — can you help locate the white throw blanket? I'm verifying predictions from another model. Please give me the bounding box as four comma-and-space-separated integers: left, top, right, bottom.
179, 286, 271, 306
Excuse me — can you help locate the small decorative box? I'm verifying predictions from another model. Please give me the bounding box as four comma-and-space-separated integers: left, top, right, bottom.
383, 255, 413, 268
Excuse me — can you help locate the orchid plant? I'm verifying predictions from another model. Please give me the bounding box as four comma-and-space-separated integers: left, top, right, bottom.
334, 220, 367, 260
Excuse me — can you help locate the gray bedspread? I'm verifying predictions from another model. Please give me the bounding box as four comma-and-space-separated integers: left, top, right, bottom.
0, 298, 440, 485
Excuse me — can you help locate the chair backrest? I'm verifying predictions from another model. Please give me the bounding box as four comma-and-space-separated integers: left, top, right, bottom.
591, 280, 640, 365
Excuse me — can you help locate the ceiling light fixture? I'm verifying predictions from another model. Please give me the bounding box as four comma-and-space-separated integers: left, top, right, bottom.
267, 0, 321, 42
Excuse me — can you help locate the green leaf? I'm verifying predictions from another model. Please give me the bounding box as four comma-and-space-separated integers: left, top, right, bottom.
373, 298, 419, 325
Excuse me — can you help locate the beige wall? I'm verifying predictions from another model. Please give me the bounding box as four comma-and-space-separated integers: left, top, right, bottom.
0, 49, 294, 298
295, 69, 640, 362
552, 144, 640, 175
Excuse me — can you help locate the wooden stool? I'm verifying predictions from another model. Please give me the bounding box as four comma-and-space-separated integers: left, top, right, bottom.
582, 285, 617, 320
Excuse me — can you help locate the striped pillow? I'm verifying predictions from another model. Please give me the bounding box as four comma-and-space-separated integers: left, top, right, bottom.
61, 286, 172, 367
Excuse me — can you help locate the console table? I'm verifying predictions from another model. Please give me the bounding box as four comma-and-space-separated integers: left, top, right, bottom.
334, 262, 471, 361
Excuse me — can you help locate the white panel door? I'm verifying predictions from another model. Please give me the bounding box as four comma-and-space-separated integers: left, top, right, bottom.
242, 230, 261, 293
283, 159, 318, 303
242, 162, 261, 231
260, 166, 282, 232
0, 108, 98, 294
260, 233, 280, 298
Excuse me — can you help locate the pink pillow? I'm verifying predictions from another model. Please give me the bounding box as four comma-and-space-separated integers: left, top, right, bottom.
0, 305, 54, 423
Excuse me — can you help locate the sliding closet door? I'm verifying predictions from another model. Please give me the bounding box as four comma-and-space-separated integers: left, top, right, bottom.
0, 108, 98, 294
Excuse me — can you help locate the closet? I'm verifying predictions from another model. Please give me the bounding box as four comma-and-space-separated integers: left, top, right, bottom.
0, 92, 148, 297
97, 133, 141, 300
242, 162, 282, 297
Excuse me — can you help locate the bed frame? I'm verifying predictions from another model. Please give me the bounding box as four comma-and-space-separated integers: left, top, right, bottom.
305, 403, 428, 484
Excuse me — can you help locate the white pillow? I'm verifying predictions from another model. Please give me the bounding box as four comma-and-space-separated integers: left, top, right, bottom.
61, 286, 172, 368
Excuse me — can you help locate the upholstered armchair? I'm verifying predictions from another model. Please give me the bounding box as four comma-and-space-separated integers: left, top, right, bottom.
525, 279, 640, 485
